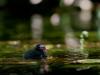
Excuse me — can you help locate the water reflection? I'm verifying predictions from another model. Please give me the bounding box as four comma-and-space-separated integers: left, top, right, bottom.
0, 64, 100, 75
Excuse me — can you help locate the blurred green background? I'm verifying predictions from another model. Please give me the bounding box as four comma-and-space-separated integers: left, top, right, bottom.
0, 0, 99, 43
0, 0, 100, 58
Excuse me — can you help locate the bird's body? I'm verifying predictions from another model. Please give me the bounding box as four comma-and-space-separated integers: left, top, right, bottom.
23, 44, 47, 60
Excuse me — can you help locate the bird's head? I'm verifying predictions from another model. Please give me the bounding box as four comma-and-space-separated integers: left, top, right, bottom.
35, 44, 46, 51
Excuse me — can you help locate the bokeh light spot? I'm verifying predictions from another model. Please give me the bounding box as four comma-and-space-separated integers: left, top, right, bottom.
31, 14, 43, 40
50, 13, 60, 26
78, 0, 93, 10
63, 0, 74, 6
30, 0, 42, 5
79, 11, 91, 22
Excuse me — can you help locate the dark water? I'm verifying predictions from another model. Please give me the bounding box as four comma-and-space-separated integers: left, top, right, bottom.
0, 64, 100, 75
